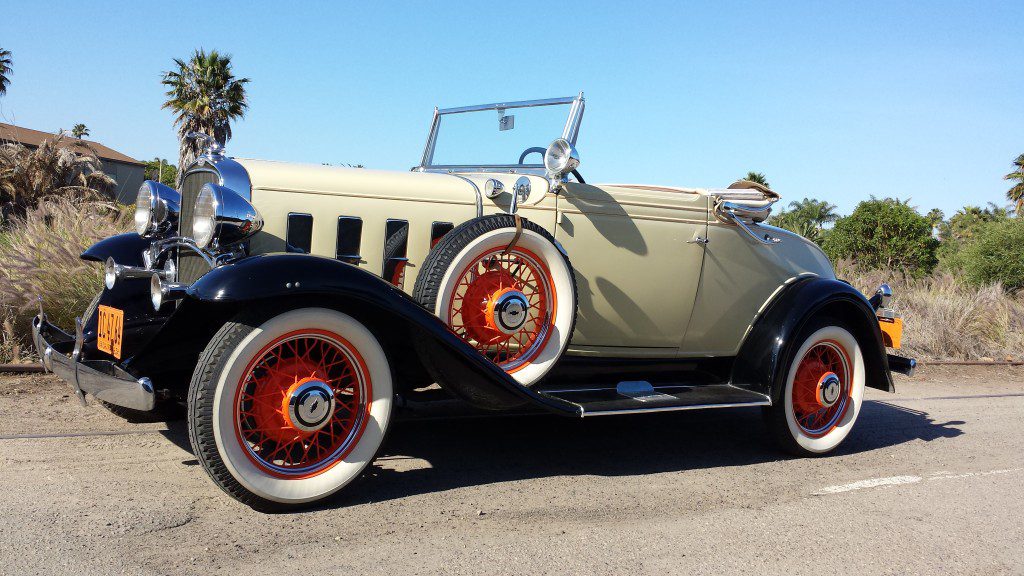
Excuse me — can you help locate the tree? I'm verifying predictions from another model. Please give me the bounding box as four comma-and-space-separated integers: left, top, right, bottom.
1005, 154, 1024, 214
0, 132, 116, 221
161, 49, 249, 186
926, 208, 944, 228
71, 124, 90, 139
936, 203, 1012, 268
143, 158, 178, 186
951, 219, 1024, 290
744, 171, 769, 188
769, 197, 838, 243
821, 197, 938, 275
0, 48, 12, 96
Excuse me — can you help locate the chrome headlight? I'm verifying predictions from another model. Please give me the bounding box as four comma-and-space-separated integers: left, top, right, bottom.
192, 185, 219, 248
192, 183, 263, 249
544, 138, 580, 178
134, 181, 180, 236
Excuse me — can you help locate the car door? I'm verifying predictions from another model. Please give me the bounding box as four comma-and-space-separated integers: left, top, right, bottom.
554, 183, 709, 353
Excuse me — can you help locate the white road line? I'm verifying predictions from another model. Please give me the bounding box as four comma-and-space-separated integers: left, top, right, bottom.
815, 468, 1024, 496
814, 475, 922, 495
927, 468, 1023, 481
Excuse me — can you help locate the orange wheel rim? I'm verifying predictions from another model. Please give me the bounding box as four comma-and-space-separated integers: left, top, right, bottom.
446, 247, 556, 373
233, 329, 372, 478
791, 339, 852, 438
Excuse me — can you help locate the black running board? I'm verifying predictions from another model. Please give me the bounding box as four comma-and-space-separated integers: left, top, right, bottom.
537, 381, 770, 417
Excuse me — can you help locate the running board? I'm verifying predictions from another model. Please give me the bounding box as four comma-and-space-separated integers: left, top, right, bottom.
537, 381, 770, 417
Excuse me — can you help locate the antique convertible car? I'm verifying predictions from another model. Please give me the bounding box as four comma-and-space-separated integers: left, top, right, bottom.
32, 94, 915, 511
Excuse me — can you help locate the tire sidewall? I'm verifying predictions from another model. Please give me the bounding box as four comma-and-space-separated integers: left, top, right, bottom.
210, 308, 393, 505
432, 225, 575, 386
782, 324, 865, 454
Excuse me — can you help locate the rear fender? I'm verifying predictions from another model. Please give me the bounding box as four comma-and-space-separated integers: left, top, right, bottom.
731, 276, 895, 397
129, 253, 578, 414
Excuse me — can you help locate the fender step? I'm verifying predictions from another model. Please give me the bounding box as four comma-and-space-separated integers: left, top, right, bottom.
537, 381, 770, 417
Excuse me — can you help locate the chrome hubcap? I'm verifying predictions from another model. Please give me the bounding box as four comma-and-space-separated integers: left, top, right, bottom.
816, 372, 842, 407
287, 380, 336, 432
494, 291, 529, 334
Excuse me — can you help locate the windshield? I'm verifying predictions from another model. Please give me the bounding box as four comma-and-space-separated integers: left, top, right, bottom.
423, 97, 581, 168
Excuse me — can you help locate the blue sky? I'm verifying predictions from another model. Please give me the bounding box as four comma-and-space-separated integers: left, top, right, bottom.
2, 1, 1021, 216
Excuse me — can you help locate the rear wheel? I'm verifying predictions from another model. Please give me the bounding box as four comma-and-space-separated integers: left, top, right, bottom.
767, 317, 865, 456
187, 307, 393, 511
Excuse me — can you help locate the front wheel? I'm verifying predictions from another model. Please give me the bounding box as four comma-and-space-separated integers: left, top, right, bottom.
187, 307, 393, 511
766, 317, 866, 456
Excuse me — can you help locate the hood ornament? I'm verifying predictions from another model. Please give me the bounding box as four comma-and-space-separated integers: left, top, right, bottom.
186, 131, 224, 160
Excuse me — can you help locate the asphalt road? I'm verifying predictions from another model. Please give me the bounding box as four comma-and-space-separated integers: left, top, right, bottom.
0, 365, 1021, 575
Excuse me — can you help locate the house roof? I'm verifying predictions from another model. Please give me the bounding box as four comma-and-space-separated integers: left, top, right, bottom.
0, 122, 144, 166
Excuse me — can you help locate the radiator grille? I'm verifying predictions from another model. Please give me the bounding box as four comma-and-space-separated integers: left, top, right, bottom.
177, 170, 219, 284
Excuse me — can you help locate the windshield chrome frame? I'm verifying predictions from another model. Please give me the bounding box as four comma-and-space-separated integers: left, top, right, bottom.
416, 92, 585, 173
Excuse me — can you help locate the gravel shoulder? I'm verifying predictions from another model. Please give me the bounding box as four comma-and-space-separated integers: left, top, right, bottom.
0, 365, 1021, 575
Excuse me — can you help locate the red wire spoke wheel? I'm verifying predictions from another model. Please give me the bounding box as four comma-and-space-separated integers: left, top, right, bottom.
789, 340, 851, 438
187, 307, 393, 511
770, 319, 866, 456
413, 214, 578, 393
234, 329, 371, 478
446, 247, 556, 373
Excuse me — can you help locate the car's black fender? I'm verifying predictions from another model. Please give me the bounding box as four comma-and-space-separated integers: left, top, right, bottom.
80, 232, 150, 267
731, 276, 895, 397
126, 253, 578, 414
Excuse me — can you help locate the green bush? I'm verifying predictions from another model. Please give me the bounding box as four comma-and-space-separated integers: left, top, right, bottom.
822, 198, 938, 276
945, 219, 1024, 291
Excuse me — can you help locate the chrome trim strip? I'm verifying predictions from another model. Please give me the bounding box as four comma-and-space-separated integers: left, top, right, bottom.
581, 399, 771, 417
437, 96, 577, 115
449, 174, 484, 217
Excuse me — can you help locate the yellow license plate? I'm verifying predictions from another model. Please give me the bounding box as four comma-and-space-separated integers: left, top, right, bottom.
97, 305, 124, 359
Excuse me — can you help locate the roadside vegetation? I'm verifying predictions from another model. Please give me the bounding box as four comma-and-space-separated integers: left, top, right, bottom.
760, 164, 1024, 361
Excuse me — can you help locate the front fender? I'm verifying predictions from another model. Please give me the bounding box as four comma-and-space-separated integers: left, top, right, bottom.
732, 276, 895, 397
81, 233, 150, 267
133, 253, 578, 414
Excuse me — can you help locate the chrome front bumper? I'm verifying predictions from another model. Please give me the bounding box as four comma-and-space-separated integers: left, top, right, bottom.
31, 314, 155, 411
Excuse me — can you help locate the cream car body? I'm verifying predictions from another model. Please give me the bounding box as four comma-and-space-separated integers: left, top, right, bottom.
32, 94, 914, 510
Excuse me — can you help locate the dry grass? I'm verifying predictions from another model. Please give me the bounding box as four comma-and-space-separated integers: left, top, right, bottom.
0, 199, 131, 363
836, 261, 1024, 361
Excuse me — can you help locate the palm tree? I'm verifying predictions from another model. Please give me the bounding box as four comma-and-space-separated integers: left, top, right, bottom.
71, 124, 90, 139
0, 48, 12, 97
0, 132, 115, 220
1005, 154, 1024, 214
769, 197, 838, 243
744, 171, 770, 188
161, 49, 249, 186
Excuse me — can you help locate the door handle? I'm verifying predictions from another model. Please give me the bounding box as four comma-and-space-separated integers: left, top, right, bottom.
687, 231, 709, 245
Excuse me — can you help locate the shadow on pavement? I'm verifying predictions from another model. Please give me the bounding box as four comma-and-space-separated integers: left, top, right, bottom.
155, 397, 964, 510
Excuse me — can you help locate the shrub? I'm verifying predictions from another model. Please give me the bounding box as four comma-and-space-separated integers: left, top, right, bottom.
0, 132, 116, 222
836, 261, 1024, 360
822, 198, 938, 276
936, 204, 1012, 266
945, 219, 1024, 291
0, 199, 131, 363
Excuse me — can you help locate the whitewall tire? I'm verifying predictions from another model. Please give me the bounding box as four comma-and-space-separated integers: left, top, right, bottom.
413, 215, 577, 388
769, 319, 865, 455
188, 307, 393, 511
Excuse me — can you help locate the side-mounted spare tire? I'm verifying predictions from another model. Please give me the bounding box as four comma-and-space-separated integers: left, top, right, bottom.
413, 214, 577, 406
